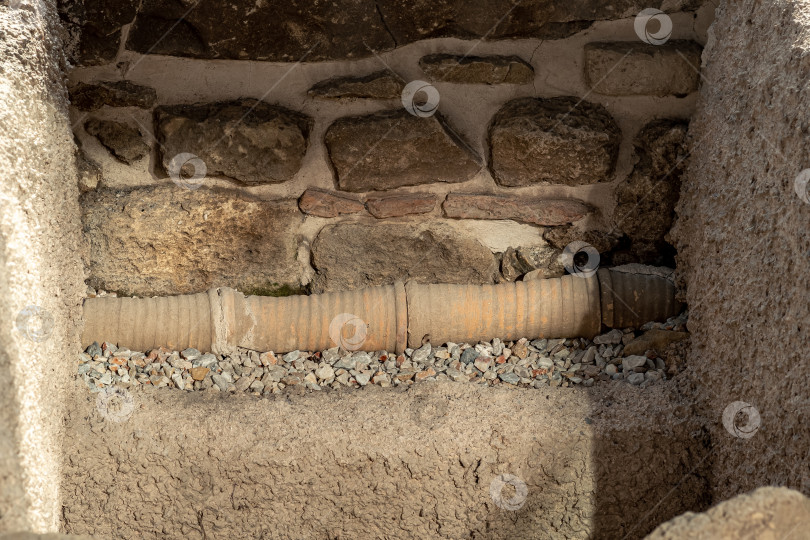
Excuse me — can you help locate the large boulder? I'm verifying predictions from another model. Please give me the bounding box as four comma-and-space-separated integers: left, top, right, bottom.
310, 221, 497, 292
325, 110, 481, 192
489, 97, 621, 186
154, 100, 312, 186
82, 186, 304, 296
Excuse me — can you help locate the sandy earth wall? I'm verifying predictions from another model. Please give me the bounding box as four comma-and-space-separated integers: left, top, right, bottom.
673, 0, 810, 503
60, 380, 710, 540
0, 0, 86, 534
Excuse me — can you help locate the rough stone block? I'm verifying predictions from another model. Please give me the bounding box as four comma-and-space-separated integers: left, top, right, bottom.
154, 99, 312, 186
310, 221, 497, 292
84, 118, 149, 165
298, 188, 365, 218
308, 71, 404, 100
489, 97, 621, 186
82, 186, 303, 296
584, 41, 703, 97
69, 80, 157, 111
418, 54, 534, 84
325, 110, 481, 192
615, 119, 688, 262
366, 193, 437, 218
442, 193, 590, 226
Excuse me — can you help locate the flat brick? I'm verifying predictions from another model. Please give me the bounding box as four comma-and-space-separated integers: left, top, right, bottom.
299, 188, 365, 218
442, 193, 590, 226
366, 193, 437, 218
584, 41, 702, 97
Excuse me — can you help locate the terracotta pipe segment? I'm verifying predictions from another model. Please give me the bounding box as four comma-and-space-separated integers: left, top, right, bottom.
81, 270, 681, 354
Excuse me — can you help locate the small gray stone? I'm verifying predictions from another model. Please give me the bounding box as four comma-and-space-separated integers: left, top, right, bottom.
605, 364, 618, 375
85, 342, 102, 358
411, 343, 432, 364
315, 364, 335, 381
460, 348, 480, 364
355, 372, 371, 386
622, 355, 648, 371
499, 372, 521, 385
627, 373, 645, 385
594, 329, 623, 345
283, 350, 301, 363
181, 348, 201, 361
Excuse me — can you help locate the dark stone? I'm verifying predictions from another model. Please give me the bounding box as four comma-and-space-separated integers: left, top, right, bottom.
325, 110, 481, 193
501, 246, 565, 281
65, 0, 704, 64
84, 119, 149, 164
69, 81, 158, 111
419, 54, 534, 84
81, 186, 304, 296
154, 100, 312, 186
543, 226, 622, 255
489, 97, 621, 186
442, 193, 590, 226
310, 221, 497, 292
58, 0, 140, 66
614, 119, 689, 262
308, 71, 404, 100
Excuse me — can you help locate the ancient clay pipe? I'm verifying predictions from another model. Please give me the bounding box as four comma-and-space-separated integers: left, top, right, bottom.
81, 268, 681, 355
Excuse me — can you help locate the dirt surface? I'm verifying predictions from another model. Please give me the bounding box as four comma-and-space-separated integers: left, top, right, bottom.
0, 0, 86, 533
646, 487, 810, 539
672, 0, 810, 502
61, 379, 710, 539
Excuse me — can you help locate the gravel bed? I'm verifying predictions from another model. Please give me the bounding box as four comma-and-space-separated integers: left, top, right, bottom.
78, 312, 688, 395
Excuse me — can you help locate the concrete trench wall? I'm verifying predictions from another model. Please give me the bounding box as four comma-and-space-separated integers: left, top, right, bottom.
0, 0, 86, 533
672, 0, 810, 505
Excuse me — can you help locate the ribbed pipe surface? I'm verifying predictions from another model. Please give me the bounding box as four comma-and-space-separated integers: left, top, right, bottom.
81, 270, 681, 354
406, 274, 602, 348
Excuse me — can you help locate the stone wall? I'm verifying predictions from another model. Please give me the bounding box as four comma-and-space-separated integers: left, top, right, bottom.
62, 0, 714, 297
0, 0, 86, 533
673, 0, 810, 504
